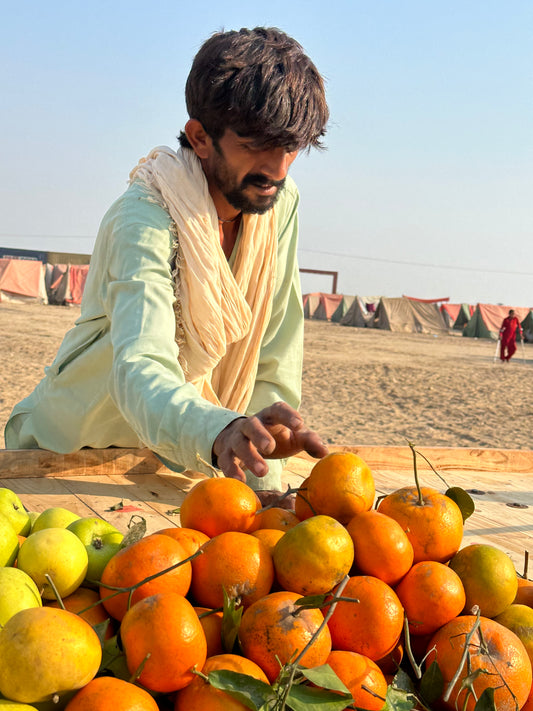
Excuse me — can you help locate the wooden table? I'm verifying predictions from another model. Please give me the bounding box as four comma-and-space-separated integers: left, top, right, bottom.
1, 445, 531, 574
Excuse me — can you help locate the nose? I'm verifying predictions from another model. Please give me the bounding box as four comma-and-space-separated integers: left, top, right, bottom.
258, 148, 298, 182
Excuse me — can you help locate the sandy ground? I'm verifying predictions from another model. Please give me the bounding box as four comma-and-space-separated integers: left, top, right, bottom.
1, 302, 532, 451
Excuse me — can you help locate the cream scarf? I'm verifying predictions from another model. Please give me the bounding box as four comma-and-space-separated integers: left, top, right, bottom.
129, 146, 277, 414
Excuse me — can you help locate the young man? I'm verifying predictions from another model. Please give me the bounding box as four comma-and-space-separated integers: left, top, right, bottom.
499, 309, 523, 362
5, 27, 329, 495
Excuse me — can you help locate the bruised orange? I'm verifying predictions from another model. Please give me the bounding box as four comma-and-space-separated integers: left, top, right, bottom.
174, 653, 269, 711
305, 452, 375, 524
325, 650, 388, 711
179, 478, 260, 537
99, 534, 192, 621
120, 592, 207, 693
65, 675, 159, 711
238, 590, 332, 682
190, 531, 274, 609
426, 614, 532, 711
346, 509, 414, 586
326, 575, 404, 662
377, 486, 463, 564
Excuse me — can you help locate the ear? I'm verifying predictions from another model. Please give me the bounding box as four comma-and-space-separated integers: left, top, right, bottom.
184, 119, 212, 159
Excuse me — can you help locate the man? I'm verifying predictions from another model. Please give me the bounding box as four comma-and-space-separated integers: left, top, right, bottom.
5, 27, 329, 496
499, 309, 523, 362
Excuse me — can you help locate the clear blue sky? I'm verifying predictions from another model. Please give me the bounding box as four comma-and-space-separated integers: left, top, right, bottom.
2, 0, 532, 306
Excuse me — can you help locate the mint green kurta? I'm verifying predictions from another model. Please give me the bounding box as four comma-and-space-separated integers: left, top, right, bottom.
5, 176, 304, 490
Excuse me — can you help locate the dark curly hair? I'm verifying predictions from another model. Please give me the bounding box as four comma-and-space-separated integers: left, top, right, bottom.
179, 27, 329, 151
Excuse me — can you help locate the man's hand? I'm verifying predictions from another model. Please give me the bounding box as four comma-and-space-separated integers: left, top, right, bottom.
212, 401, 328, 482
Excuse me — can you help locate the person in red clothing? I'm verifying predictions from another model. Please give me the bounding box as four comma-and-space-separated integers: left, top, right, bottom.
499, 309, 523, 362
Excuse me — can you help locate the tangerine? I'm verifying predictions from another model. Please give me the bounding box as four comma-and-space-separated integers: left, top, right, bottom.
394, 560, 466, 636
179, 478, 260, 537
174, 653, 269, 711
306, 452, 375, 524
294, 477, 314, 520
120, 592, 207, 693
325, 650, 388, 711
493, 603, 533, 666
254, 506, 299, 531
426, 614, 532, 711
195, 607, 224, 657
46, 586, 114, 640
515, 577, 533, 607
326, 575, 404, 661
377, 486, 463, 564
448, 543, 518, 618
238, 590, 332, 682
64, 676, 159, 711
99, 533, 192, 621
346, 509, 414, 586
154, 526, 210, 557
272, 515, 354, 596
250, 528, 285, 556
190, 531, 274, 608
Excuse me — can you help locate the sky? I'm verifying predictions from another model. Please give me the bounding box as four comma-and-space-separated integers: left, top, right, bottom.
1, 0, 532, 306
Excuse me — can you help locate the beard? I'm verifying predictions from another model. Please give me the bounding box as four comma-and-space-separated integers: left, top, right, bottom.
211, 150, 285, 215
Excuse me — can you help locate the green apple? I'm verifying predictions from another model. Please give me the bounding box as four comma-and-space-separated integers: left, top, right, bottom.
0, 488, 31, 536
67, 517, 124, 583
17, 528, 88, 600
31, 507, 81, 532
0, 567, 42, 627
0, 512, 19, 567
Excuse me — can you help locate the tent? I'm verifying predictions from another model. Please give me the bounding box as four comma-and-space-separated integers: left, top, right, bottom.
0, 258, 48, 304
312, 293, 344, 321
331, 295, 355, 323
302, 292, 321, 319
372, 297, 448, 334
340, 295, 376, 328
462, 304, 530, 340
521, 310, 533, 343
451, 304, 474, 331
45, 264, 90, 305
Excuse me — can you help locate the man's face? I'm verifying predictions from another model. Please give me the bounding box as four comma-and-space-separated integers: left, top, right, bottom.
207, 130, 298, 214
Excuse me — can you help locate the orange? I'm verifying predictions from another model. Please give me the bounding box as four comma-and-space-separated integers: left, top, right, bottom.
377, 486, 463, 564
254, 506, 299, 531
448, 543, 518, 618
375, 637, 404, 675
394, 560, 466, 636
154, 526, 210, 557
46, 586, 114, 640
326, 575, 404, 662
120, 592, 207, 693
190, 531, 274, 609
250, 528, 285, 555
195, 606, 224, 657
325, 650, 388, 711
272, 515, 354, 596
305, 452, 375, 524
99, 533, 192, 621
238, 590, 332, 682
65, 675, 159, 711
179, 478, 260, 537
515, 577, 533, 607
426, 614, 532, 711
346, 509, 414, 585
174, 653, 269, 710
493, 603, 533, 666
294, 477, 315, 520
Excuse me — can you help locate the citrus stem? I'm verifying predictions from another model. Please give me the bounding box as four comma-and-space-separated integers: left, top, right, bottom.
408, 441, 424, 505
442, 609, 481, 703
402, 615, 423, 679
45, 574, 66, 610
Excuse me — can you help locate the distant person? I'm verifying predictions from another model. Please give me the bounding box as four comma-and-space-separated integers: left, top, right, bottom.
499, 309, 523, 362
5, 27, 330, 502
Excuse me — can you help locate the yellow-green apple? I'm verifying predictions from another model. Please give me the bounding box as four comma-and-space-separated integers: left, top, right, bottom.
17, 528, 88, 600
67, 517, 124, 583
0, 567, 42, 626
0, 512, 19, 567
0, 488, 31, 536
0, 700, 40, 709
31, 507, 81, 532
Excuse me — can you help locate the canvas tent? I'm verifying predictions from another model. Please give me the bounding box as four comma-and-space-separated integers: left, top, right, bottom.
331, 295, 355, 323
440, 303, 473, 330
46, 264, 90, 305
372, 297, 448, 334
0, 258, 48, 304
521, 310, 533, 343
462, 304, 530, 340
340, 295, 377, 328
312, 293, 344, 321
302, 293, 321, 319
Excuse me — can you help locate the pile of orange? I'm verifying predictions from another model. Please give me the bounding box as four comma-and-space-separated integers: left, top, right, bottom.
3, 452, 531, 711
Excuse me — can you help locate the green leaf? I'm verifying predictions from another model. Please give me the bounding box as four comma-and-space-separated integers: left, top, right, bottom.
300, 664, 351, 694
473, 687, 497, 711
92, 618, 112, 647
207, 669, 275, 710
445, 486, 475, 522
388, 668, 417, 694
294, 594, 328, 610
222, 587, 244, 653
419, 660, 443, 705
384, 684, 419, 711
286, 684, 353, 711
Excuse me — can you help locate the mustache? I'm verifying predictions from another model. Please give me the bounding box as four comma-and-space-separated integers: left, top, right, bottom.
241, 174, 286, 190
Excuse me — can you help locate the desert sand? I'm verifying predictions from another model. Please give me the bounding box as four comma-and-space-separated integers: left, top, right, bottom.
1, 301, 532, 451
